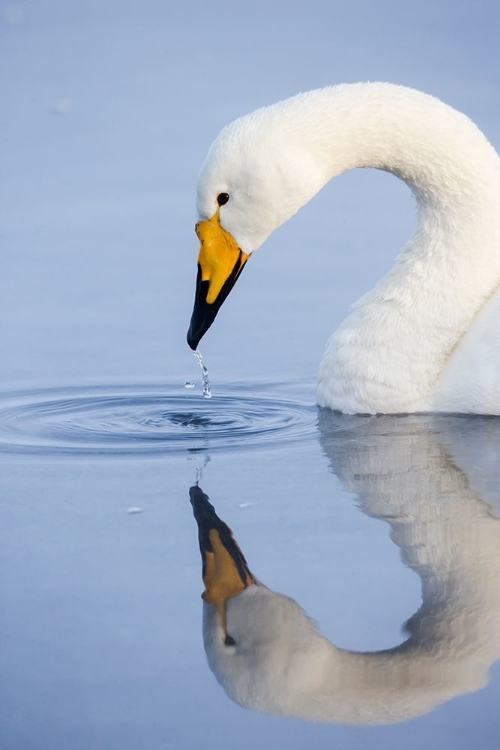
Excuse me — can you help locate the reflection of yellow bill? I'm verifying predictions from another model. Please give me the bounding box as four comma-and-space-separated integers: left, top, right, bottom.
190, 485, 255, 645
202, 528, 255, 642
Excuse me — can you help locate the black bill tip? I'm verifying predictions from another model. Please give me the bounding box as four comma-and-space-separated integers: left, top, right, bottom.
186, 253, 248, 350
187, 273, 217, 351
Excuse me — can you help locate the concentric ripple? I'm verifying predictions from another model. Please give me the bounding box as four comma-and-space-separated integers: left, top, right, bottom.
0, 384, 317, 457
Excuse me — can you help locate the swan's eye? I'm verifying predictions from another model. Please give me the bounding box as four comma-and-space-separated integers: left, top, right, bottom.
217, 192, 230, 206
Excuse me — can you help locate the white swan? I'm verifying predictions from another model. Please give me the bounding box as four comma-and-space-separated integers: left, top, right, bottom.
187, 83, 500, 415
189, 415, 500, 724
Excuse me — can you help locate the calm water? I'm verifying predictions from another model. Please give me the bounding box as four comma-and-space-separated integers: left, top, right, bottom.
2, 2, 500, 749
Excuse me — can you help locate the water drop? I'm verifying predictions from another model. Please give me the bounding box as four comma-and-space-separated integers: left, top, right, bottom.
193, 349, 212, 399
184, 381, 195, 389
195, 453, 211, 483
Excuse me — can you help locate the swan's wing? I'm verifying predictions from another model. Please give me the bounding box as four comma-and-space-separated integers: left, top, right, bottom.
432, 285, 500, 415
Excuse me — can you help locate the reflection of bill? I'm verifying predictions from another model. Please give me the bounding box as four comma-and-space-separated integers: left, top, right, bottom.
190, 414, 500, 725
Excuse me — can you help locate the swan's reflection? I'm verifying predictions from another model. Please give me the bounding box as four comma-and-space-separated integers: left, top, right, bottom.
190, 414, 500, 724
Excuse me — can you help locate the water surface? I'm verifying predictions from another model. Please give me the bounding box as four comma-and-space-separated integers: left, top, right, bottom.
2, 2, 500, 749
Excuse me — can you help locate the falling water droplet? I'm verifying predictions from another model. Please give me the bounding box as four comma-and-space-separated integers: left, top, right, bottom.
195, 453, 211, 484
184, 381, 195, 389
193, 349, 212, 399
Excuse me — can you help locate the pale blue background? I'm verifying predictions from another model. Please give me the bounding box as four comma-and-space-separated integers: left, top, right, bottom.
1, 2, 500, 748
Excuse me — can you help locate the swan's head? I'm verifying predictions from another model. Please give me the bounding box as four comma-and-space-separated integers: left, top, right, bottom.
187, 97, 330, 349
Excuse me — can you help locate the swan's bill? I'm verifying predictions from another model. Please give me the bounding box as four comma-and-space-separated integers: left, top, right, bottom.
187, 213, 249, 350
190, 485, 255, 644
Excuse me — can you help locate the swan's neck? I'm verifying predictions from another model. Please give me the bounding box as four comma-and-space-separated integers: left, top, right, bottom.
300, 84, 500, 413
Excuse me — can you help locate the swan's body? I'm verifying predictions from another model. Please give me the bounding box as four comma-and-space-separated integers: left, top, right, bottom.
188, 83, 500, 414
191, 417, 500, 724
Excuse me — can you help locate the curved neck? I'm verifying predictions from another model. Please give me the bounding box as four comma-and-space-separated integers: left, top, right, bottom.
290, 84, 500, 412
295, 84, 500, 214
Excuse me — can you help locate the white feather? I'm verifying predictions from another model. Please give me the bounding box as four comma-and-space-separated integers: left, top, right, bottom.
197, 84, 500, 414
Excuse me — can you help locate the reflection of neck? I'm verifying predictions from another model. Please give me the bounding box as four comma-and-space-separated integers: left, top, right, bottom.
329, 416, 500, 659
203, 417, 500, 724
329, 485, 500, 723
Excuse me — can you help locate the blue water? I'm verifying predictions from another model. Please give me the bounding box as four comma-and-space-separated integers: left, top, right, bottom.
2, 2, 500, 749
0, 382, 316, 455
